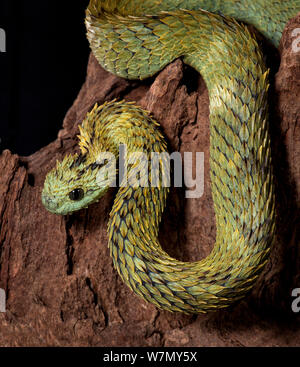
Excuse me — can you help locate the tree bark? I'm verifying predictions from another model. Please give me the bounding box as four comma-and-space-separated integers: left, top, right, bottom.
0, 15, 299, 346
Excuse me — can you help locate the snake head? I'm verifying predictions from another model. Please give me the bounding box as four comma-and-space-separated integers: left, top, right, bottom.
42, 152, 115, 215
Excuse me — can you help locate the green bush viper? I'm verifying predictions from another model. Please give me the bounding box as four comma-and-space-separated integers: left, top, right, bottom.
42, 0, 300, 313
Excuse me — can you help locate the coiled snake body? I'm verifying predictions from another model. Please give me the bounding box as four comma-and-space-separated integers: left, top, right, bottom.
42, 0, 300, 313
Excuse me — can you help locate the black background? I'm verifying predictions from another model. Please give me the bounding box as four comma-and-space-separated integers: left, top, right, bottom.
0, 1, 90, 156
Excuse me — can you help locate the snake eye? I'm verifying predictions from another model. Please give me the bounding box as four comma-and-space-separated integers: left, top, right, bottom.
69, 188, 84, 201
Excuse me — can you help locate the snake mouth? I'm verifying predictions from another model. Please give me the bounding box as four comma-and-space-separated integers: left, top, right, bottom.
41, 194, 65, 215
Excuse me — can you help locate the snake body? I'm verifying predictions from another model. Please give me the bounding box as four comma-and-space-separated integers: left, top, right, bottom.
42, 0, 300, 313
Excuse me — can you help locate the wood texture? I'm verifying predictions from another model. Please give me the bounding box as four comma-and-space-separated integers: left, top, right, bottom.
0, 14, 299, 346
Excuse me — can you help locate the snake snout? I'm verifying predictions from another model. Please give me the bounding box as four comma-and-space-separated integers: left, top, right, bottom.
41, 194, 60, 213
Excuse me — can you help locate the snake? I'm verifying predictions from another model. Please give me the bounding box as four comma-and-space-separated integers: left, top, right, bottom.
41, 0, 300, 313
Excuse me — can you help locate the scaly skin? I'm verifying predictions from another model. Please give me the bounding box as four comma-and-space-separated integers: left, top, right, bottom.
42, 1, 300, 313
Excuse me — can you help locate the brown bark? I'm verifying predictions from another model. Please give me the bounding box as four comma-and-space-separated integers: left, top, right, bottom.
0, 15, 299, 347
